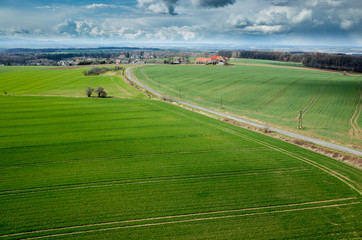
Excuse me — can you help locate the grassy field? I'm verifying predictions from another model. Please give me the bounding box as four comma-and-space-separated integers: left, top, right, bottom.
0, 95, 361, 239
0, 66, 361, 239
229, 58, 304, 67
134, 64, 362, 148
0, 66, 145, 99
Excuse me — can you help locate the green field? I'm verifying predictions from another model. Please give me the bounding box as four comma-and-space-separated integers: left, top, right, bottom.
0, 66, 361, 239
0, 66, 145, 99
229, 58, 304, 67
134, 64, 362, 148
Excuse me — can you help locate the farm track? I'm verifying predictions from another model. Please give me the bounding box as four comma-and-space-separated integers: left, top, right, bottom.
1, 198, 358, 239
110, 77, 131, 96
300, 78, 329, 118
256, 78, 302, 110
349, 79, 362, 138
0, 167, 308, 196
127, 67, 362, 157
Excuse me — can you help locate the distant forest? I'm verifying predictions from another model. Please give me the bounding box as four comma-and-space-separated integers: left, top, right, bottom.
1, 48, 361, 72
218, 50, 362, 73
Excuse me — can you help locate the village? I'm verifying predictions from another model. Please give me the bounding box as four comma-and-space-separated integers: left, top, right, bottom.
56, 54, 227, 66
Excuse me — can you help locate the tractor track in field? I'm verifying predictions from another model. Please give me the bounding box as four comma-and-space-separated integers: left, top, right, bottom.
126, 67, 362, 157
0, 167, 307, 196
1, 198, 358, 239
158, 104, 362, 195
137, 79, 362, 195
2, 147, 266, 167
110, 77, 131, 96
256, 78, 302, 110
224, 76, 273, 104
349, 79, 362, 139
299, 78, 329, 118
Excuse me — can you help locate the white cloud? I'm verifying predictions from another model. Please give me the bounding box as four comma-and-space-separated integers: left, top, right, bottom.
340, 19, 353, 30
56, 19, 78, 36
292, 9, 312, 23
137, 0, 179, 15
84, 4, 117, 9
243, 25, 289, 34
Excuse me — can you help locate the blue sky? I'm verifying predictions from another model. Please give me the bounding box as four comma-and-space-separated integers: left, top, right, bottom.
0, 0, 361, 48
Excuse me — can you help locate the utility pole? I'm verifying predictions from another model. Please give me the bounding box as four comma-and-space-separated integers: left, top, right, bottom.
179, 89, 181, 98
220, 97, 223, 108
298, 110, 303, 129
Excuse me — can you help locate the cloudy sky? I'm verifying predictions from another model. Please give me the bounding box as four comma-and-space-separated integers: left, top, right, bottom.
0, 0, 361, 48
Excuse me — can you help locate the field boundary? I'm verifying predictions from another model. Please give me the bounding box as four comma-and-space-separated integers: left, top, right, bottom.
1, 198, 358, 239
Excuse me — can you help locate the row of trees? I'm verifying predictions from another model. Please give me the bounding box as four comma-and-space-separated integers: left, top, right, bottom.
218, 50, 362, 72
86, 86, 107, 98
83, 66, 123, 76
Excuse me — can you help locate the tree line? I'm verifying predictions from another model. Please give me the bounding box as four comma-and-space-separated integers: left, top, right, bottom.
218, 50, 362, 72
83, 66, 123, 76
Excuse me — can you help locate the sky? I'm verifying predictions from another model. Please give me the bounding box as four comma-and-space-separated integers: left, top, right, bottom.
0, 0, 361, 48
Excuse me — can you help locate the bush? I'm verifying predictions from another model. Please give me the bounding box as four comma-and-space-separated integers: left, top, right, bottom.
83, 66, 123, 76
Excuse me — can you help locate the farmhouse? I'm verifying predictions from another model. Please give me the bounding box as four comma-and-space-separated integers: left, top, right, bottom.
196, 57, 212, 64
196, 56, 225, 64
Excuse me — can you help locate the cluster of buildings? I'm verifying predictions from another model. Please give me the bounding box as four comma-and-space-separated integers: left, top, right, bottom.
196, 56, 226, 65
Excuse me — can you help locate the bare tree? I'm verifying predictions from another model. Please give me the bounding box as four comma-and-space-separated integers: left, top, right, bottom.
85, 87, 94, 97
94, 86, 107, 98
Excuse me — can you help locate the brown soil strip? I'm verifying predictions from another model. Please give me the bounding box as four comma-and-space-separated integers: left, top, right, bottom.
3, 198, 357, 239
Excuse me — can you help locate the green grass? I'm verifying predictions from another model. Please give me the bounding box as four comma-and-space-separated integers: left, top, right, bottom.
229, 58, 304, 67
0, 96, 361, 239
0, 66, 146, 98
134, 64, 362, 147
